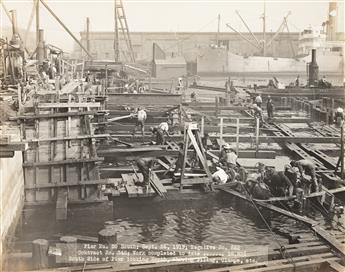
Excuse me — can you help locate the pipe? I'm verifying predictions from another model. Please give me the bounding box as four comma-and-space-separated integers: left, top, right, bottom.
10, 9, 18, 35
39, 0, 92, 59
0, 1, 30, 54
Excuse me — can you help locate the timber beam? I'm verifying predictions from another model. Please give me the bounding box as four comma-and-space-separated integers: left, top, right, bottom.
110, 134, 341, 144
25, 178, 121, 190
98, 147, 276, 160
22, 157, 103, 167
9, 111, 107, 120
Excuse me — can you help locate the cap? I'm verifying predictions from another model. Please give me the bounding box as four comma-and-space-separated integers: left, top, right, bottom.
223, 143, 231, 149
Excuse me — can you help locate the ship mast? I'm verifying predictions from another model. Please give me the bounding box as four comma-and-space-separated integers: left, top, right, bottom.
216, 14, 220, 46
262, 0, 266, 56
114, 0, 119, 62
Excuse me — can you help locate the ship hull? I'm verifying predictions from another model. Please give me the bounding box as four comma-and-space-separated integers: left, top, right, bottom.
197, 48, 344, 76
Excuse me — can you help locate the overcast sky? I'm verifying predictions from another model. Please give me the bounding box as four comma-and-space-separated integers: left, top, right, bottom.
1, 0, 344, 52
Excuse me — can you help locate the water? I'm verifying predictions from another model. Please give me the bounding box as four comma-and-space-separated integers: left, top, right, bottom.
17, 195, 307, 252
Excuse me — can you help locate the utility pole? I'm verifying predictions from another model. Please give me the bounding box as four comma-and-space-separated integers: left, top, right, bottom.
216, 14, 220, 46
36, 0, 40, 49
262, 0, 266, 56
114, 0, 119, 62
86, 17, 90, 58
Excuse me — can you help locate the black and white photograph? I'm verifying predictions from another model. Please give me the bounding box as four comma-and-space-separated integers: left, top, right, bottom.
0, 0, 344, 271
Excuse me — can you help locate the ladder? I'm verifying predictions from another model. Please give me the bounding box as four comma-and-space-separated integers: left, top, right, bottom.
114, 0, 135, 63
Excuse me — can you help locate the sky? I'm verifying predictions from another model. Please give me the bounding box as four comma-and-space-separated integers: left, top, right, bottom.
1, 0, 344, 52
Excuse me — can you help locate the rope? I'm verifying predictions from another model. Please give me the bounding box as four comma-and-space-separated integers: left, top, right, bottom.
163, 16, 219, 52
239, 182, 297, 270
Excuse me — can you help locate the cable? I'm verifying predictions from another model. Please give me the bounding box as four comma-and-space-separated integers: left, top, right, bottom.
163, 16, 219, 53
238, 182, 297, 270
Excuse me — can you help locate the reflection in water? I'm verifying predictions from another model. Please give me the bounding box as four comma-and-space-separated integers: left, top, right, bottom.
17, 195, 312, 252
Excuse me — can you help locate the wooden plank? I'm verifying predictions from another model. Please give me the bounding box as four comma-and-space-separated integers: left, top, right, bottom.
26, 134, 109, 143
149, 172, 167, 195
110, 134, 341, 144
0, 142, 28, 151
177, 177, 210, 185
9, 111, 105, 120
327, 261, 345, 272
0, 151, 15, 158
25, 178, 119, 189
107, 93, 182, 106
56, 189, 68, 221
36, 102, 100, 108
23, 157, 103, 167
122, 174, 138, 198
156, 159, 170, 170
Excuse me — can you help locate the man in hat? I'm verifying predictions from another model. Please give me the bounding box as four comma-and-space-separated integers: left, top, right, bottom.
290, 159, 318, 193
334, 107, 344, 127
219, 144, 238, 181
151, 120, 169, 145
132, 107, 147, 139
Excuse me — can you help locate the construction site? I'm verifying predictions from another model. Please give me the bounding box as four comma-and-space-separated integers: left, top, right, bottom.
0, 1, 345, 272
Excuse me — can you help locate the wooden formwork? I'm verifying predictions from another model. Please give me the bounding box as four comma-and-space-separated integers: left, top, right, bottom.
19, 93, 108, 204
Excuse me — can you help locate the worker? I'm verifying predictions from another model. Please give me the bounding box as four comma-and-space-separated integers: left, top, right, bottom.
173, 144, 184, 182
201, 132, 210, 150
132, 107, 147, 139
191, 91, 197, 102
85, 71, 91, 83
245, 174, 272, 200
319, 76, 331, 88
156, 120, 169, 145
212, 167, 229, 184
264, 168, 294, 197
295, 75, 300, 87
219, 143, 230, 166
334, 107, 344, 127
266, 96, 274, 122
177, 77, 184, 93
290, 159, 318, 193
219, 144, 238, 181
253, 104, 264, 125
255, 94, 263, 108
135, 158, 156, 188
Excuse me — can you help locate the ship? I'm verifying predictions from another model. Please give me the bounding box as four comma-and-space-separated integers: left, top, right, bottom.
196, 2, 344, 77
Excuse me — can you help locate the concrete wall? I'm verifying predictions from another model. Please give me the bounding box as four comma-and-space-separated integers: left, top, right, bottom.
0, 126, 24, 264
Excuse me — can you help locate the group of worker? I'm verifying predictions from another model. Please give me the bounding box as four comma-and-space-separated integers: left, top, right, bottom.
212, 143, 238, 184
132, 107, 175, 145
238, 159, 319, 200
211, 140, 319, 199
251, 94, 275, 124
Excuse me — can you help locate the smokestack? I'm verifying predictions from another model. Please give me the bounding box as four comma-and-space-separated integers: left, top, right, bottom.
37, 29, 45, 64
326, 2, 337, 41
308, 49, 319, 86
311, 49, 316, 63
10, 10, 18, 36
